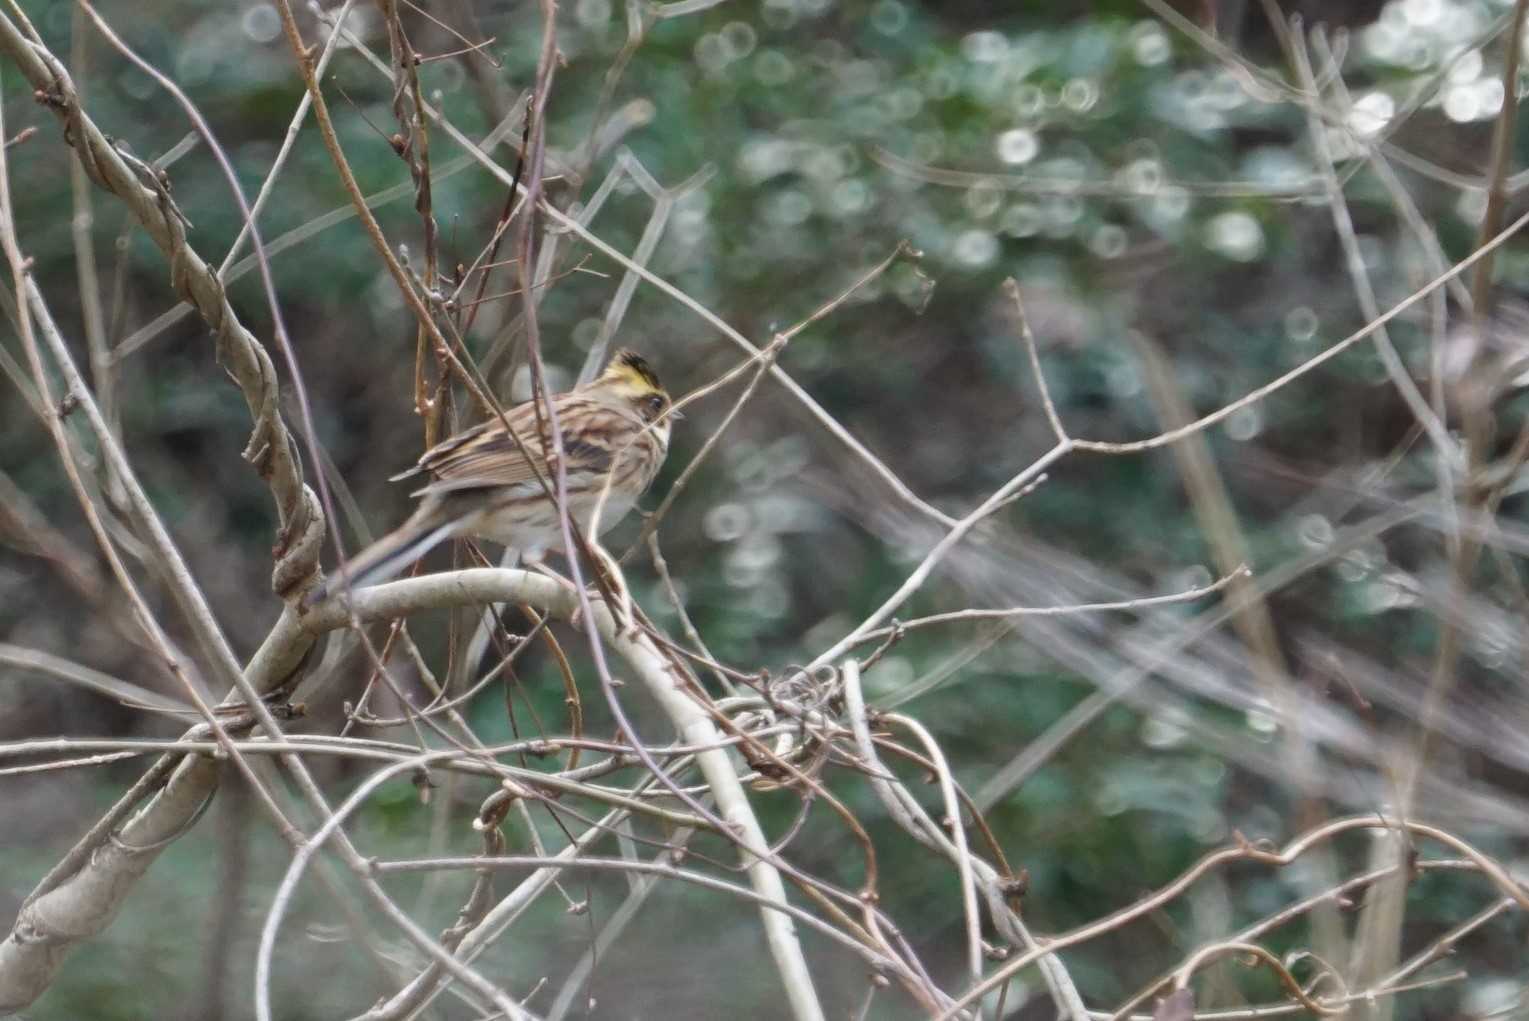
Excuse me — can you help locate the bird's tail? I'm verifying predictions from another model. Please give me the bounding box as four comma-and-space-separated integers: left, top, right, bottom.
304, 504, 458, 608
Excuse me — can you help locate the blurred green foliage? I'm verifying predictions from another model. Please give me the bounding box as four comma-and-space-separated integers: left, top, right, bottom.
4, 0, 1529, 1018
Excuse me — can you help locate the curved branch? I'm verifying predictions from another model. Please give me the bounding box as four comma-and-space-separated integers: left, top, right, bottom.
303, 568, 832, 1020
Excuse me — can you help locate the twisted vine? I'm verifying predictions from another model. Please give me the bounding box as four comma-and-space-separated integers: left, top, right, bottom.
0, 12, 323, 598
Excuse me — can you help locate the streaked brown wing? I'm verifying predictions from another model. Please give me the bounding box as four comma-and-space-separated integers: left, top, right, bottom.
422, 428, 553, 491
409, 399, 546, 491
388, 418, 499, 483
405, 396, 628, 494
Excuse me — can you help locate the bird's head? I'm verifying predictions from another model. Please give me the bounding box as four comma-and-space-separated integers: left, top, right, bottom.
595, 348, 676, 446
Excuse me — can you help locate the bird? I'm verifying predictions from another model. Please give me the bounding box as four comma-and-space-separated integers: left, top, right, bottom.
304, 348, 674, 607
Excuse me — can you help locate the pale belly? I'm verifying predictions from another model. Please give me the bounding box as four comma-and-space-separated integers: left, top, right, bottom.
463, 488, 637, 556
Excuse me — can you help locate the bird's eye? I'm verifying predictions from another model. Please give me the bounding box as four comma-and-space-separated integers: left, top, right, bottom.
645, 394, 665, 418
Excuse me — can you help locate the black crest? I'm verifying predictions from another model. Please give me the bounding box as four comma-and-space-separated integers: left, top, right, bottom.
610, 348, 663, 391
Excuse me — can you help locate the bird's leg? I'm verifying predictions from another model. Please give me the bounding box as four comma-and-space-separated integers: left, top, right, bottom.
585, 542, 635, 636
548, 546, 632, 635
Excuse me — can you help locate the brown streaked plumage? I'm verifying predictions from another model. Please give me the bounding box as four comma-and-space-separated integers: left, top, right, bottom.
305, 349, 673, 606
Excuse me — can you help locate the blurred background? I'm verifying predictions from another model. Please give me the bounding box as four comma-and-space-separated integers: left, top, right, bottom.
3, 0, 1529, 1017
